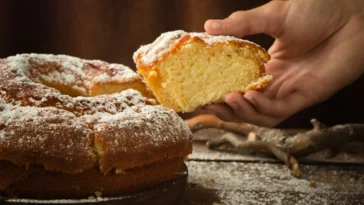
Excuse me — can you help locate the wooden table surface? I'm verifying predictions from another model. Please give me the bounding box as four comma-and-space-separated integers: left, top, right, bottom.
181, 142, 364, 205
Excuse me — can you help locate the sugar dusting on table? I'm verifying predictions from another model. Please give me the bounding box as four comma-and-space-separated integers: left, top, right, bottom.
186, 161, 364, 205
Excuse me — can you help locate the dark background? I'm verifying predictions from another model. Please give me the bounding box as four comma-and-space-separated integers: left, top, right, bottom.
0, 0, 362, 128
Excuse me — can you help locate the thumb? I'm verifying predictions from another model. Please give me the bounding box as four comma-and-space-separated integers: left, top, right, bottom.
204, 0, 290, 38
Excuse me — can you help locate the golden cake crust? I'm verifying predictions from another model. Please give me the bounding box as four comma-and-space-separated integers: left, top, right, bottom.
0, 54, 193, 198
0, 158, 184, 199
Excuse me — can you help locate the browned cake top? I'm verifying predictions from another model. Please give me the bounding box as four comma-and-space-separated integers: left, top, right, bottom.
83, 105, 192, 173
0, 54, 193, 174
133, 30, 270, 67
4, 54, 141, 96
0, 54, 155, 116
0, 103, 96, 173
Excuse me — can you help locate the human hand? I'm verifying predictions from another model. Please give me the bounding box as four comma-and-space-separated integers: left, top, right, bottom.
204, 0, 364, 127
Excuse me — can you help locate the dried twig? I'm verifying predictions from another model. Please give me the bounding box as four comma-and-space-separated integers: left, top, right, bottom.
186, 114, 364, 177
207, 132, 300, 177
186, 115, 364, 157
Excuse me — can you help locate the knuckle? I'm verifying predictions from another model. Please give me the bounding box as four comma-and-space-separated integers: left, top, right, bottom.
228, 11, 250, 36
229, 11, 244, 19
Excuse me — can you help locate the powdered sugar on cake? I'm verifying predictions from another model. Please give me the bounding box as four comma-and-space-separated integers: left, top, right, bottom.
0, 101, 96, 173
133, 30, 264, 65
133, 30, 186, 65
0, 54, 193, 173
6, 54, 141, 96
88, 105, 191, 144
83, 104, 192, 172
189, 31, 261, 46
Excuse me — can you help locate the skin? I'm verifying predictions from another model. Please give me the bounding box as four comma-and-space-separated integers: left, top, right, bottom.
203, 0, 364, 127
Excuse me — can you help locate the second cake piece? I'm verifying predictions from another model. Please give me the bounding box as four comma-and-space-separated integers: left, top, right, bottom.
133, 30, 272, 113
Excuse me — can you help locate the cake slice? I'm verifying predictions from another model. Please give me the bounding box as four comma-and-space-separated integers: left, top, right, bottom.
133, 30, 271, 112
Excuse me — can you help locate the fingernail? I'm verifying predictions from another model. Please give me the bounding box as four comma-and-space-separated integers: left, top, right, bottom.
211, 22, 221, 29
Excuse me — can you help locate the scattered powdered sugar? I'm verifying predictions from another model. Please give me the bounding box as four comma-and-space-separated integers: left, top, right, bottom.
186, 161, 364, 205
216, 189, 355, 205
4, 196, 112, 204
187, 161, 325, 193
133, 30, 264, 65
188, 144, 277, 163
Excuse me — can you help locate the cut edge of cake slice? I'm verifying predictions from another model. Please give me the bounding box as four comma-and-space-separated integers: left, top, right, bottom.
133, 30, 272, 113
